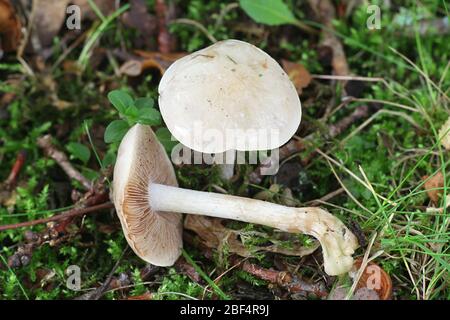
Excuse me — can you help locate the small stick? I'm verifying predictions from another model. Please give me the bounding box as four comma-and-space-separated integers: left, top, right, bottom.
305, 187, 345, 206
240, 260, 328, 297
328, 105, 369, 137
155, 0, 173, 54
5, 150, 26, 186
312, 74, 384, 82
0, 202, 113, 232
37, 135, 91, 190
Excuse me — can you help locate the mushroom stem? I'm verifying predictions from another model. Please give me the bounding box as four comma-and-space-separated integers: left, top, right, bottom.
217, 150, 235, 180
148, 183, 358, 275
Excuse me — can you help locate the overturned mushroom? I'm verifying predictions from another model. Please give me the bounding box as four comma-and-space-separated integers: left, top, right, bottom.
113, 124, 358, 275
158, 39, 302, 179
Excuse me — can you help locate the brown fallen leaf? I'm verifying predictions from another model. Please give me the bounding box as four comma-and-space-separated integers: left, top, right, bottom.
281, 60, 312, 95
119, 60, 143, 77
308, 0, 350, 77
351, 259, 392, 300
0, 0, 22, 53
184, 215, 319, 258
120, 51, 186, 76
32, 0, 69, 48
423, 171, 445, 204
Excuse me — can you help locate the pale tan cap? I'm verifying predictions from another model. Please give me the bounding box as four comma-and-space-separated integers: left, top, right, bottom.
158, 39, 302, 153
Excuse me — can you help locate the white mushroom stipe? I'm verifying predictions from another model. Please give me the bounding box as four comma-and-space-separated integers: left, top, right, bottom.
113, 124, 358, 276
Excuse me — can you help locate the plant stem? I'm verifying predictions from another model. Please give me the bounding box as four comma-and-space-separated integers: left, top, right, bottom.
0, 202, 113, 231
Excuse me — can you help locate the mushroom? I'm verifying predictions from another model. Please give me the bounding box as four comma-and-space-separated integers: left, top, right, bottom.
158, 39, 302, 179
113, 124, 358, 275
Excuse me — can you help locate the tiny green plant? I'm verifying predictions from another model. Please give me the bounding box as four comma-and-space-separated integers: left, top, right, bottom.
67, 142, 91, 164
104, 90, 162, 143
105, 89, 178, 153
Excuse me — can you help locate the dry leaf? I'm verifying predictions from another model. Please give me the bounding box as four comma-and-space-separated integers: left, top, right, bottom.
184, 215, 319, 258
0, 188, 17, 208
33, 0, 69, 48
120, 51, 186, 76
281, 59, 312, 95
438, 116, 450, 150
119, 60, 143, 76
0, 0, 22, 53
423, 172, 444, 204
351, 259, 392, 300
32, 0, 118, 49
308, 0, 350, 77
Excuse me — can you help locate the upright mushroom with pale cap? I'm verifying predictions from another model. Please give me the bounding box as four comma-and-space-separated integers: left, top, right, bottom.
158, 39, 302, 178
113, 124, 358, 276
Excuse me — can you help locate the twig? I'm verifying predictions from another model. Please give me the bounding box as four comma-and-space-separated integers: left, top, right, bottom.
5, 150, 26, 186
155, 0, 174, 53
51, 30, 89, 71
240, 260, 328, 297
171, 18, 217, 43
328, 105, 369, 137
88, 247, 129, 300
312, 74, 384, 82
0, 202, 113, 232
214, 2, 239, 30
5, 177, 111, 269
37, 135, 92, 190
305, 187, 345, 206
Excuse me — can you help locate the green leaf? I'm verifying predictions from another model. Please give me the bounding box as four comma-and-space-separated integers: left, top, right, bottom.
156, 127, 178, 152
102, 150, 117, 167
108, 90, 134, 114
104, 120, 129, 143
137, 108, 161, 125
124, 105, 139, 120
67, 142, 91, 163
239, 0, 297, 26
135, 97, 155, 109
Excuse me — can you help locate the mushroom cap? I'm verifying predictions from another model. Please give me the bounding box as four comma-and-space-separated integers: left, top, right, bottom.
158, 39, 302, 153
113, 124, 183, 266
